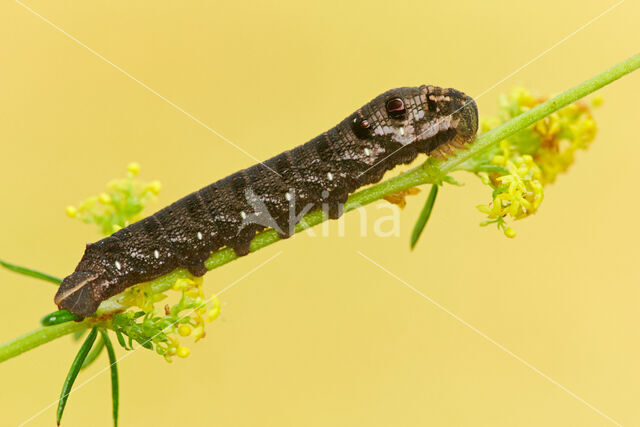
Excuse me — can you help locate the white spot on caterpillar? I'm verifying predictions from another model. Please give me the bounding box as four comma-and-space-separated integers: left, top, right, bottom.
114, 260, 122, 270
285, 192, 292, 201
399, 127, 405, 136
197, 231, 203, 240
154, 250, 160, 259
327, 172, 334, 181
240, 211, 247, 219
429, 94, 449, 102
364, 147, 371, 156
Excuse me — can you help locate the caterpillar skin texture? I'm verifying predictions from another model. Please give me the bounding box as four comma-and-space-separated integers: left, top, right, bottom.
55, 85, 478, 317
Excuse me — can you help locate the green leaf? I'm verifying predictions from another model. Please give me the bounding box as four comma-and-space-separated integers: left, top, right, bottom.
80, 334, 105, 370
57, 327, 98, 425
41, 310, 80, 326
410, 185, 439, 250
442, 174, 464, 186
0, 259, 61, 285
99, 329, 119, 427
115, 330, 128, 350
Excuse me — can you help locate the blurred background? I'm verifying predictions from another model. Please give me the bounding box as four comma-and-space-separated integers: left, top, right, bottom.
0, 1, 638, 425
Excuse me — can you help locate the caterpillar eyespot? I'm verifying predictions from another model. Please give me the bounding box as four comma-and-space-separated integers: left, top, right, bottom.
386, 97, 406, 119
54, 85, 478, 317
351, 115, 372, 140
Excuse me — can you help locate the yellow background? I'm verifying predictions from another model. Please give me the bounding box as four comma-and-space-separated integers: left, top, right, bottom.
1, 1, 638, 425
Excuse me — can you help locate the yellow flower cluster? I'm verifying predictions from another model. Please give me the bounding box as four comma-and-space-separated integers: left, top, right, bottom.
170, 277, 221, 341
533, 101, 598, 184
476, 88, 599, 237
161, 277, 221, 361
117, 276, 221, 362
477, 141, 544, 238
65, 162, 162, 235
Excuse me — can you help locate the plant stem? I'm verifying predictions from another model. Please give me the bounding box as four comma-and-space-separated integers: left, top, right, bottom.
0, 320, 94, 363
441, 52, 640, 173
1, 52, 638, 363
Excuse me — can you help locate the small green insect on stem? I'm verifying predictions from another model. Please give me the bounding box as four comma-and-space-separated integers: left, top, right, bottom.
0, 52, 639, 363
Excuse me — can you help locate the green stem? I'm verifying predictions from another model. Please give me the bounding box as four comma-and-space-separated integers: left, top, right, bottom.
0, 320, 94, 363
441, 52, 640, 173
1, 52, 638, 363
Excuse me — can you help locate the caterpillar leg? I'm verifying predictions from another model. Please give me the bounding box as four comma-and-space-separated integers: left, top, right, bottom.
232, 230, 255, 257
187, 260, 208, 277
383, 187, 421, 209
276, 229, 294, 240
185, 244, 217, 277
232, 243, 251, 257
429, 135, 473, 160
327, 203, 344, 220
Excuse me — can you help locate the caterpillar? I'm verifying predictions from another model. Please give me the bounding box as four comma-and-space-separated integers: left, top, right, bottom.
55, 85, 478, 317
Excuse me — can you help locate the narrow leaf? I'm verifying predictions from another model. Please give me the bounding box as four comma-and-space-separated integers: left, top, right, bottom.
115, 330, 127, 349
57, 327, 98, 425
0, 259, 61, 284
442, 174, 464, 186
410, 185, 439, 250
80, 335, 105, 370
136, 337, 153, 350
41, 310, 80, 326
100, 329, 119, 427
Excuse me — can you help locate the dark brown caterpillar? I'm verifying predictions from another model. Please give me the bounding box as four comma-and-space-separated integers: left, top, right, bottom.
55, 85, 478, 317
